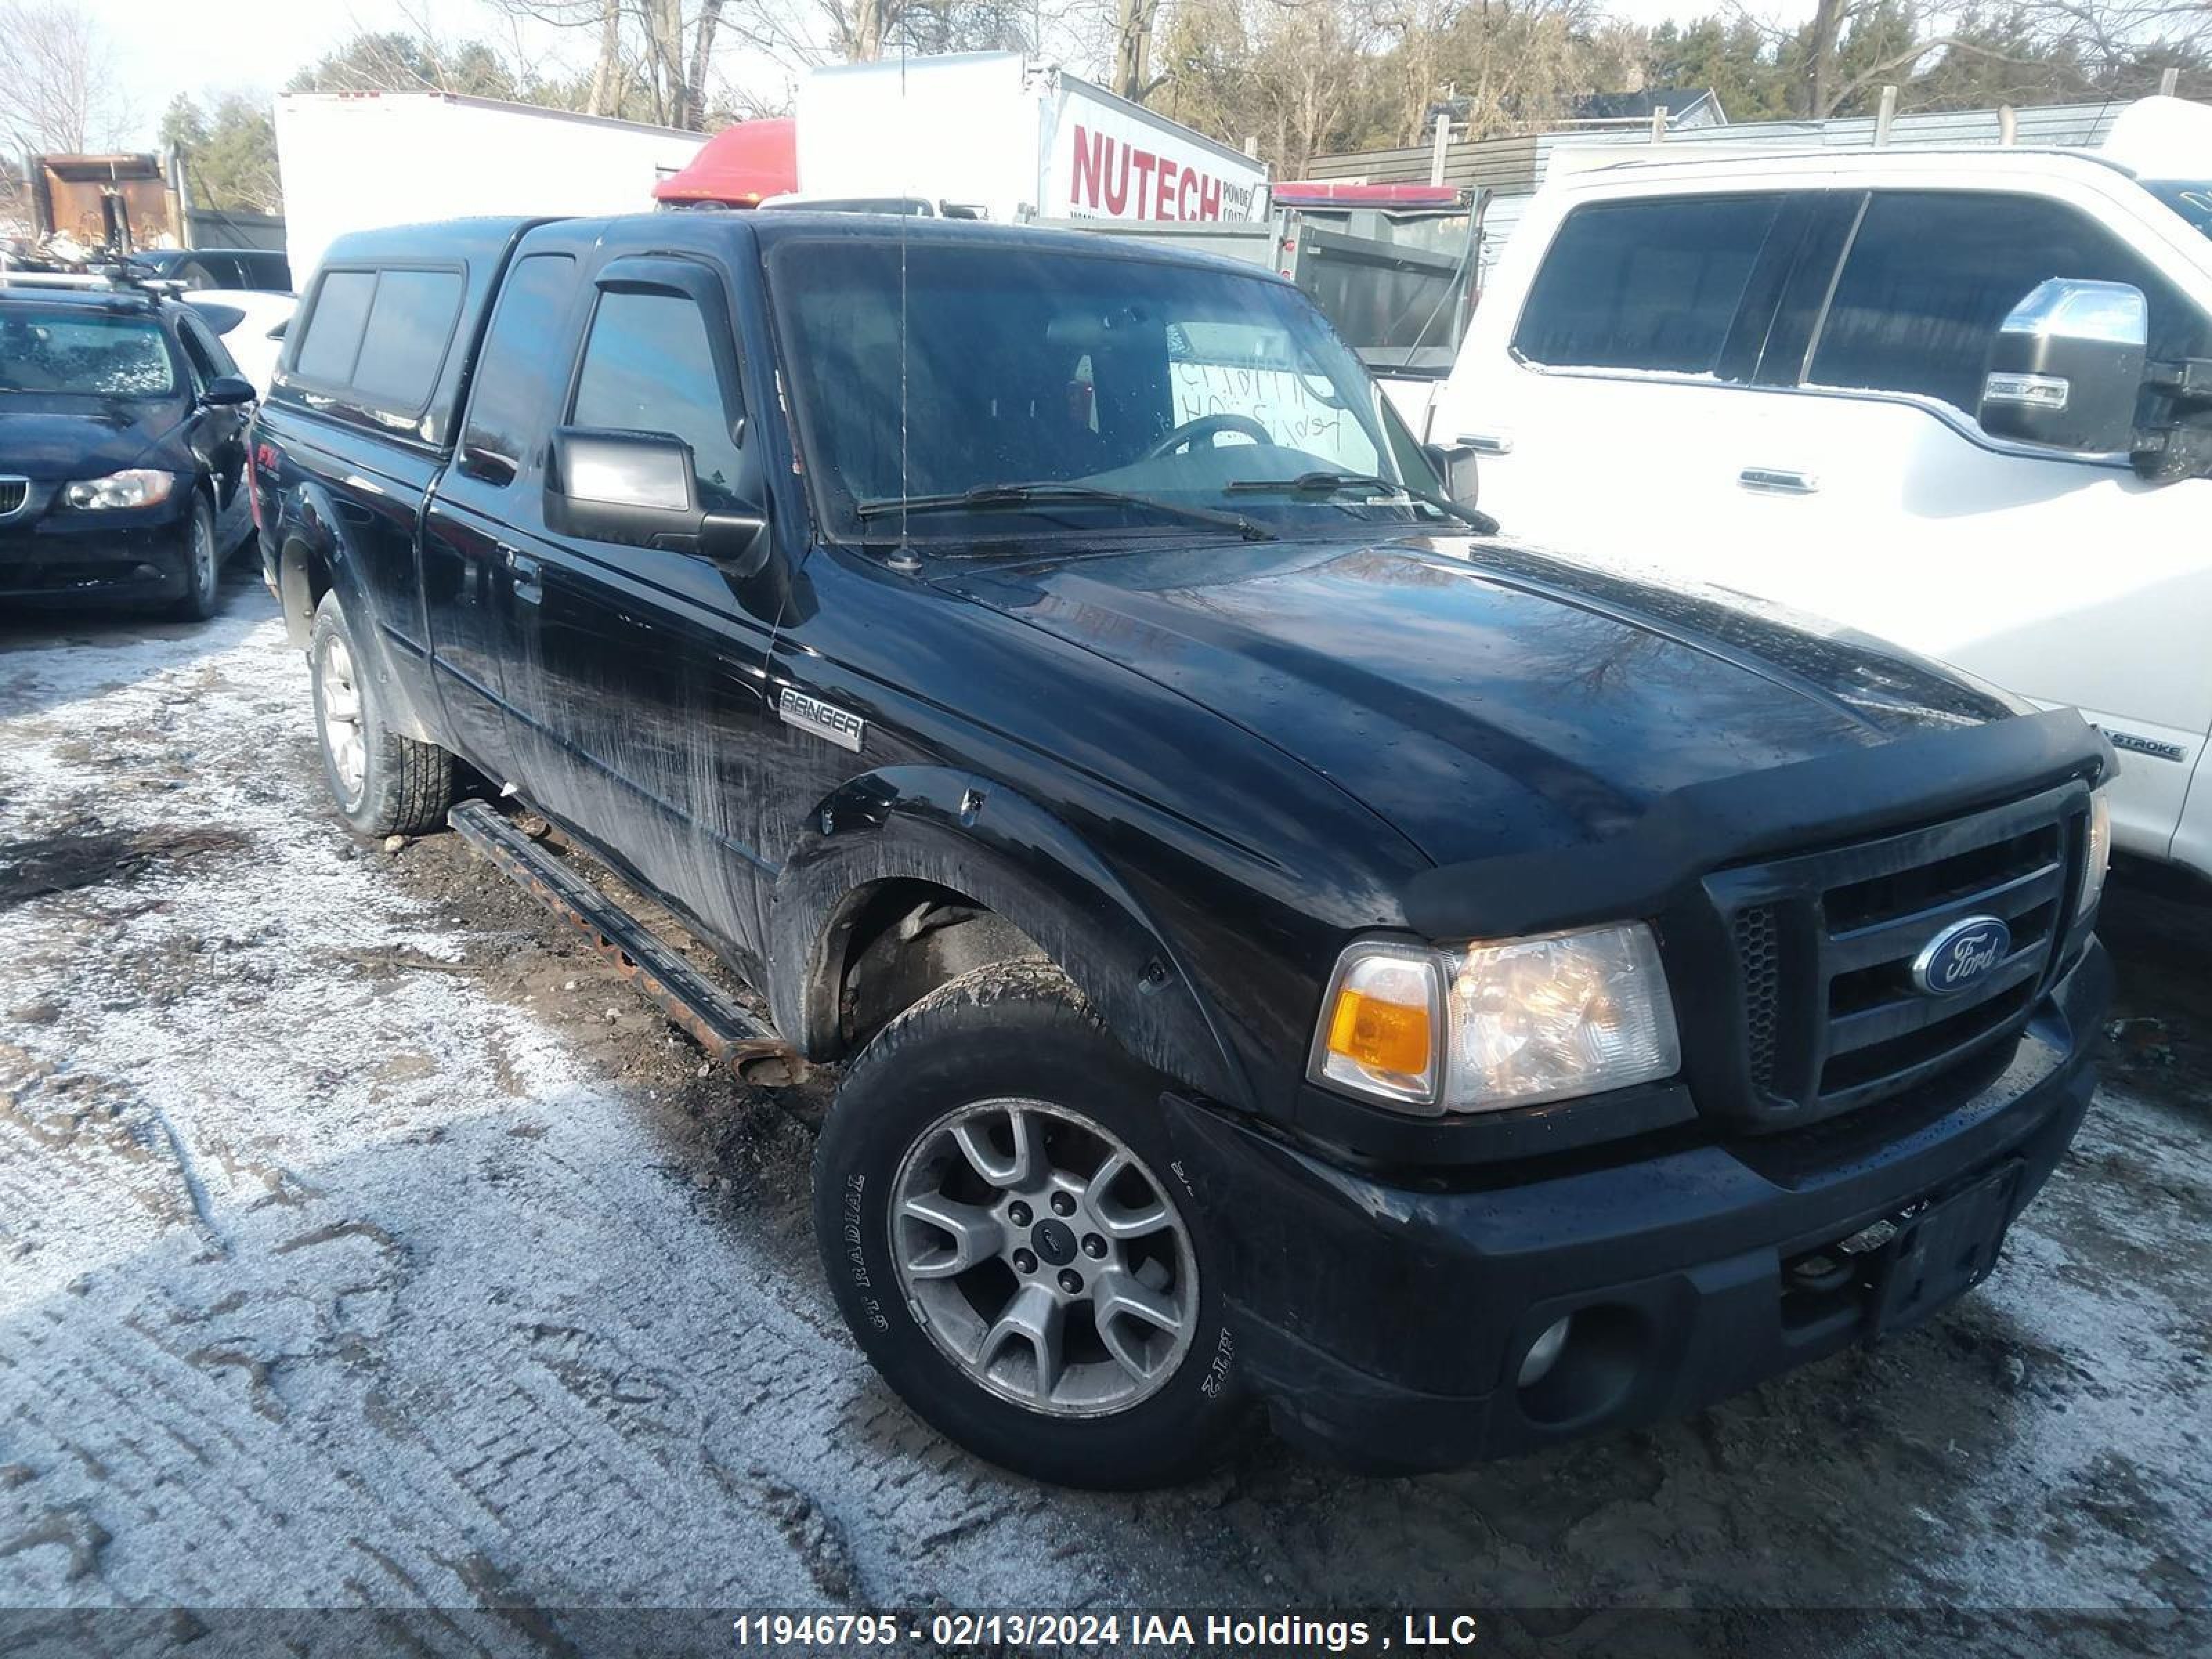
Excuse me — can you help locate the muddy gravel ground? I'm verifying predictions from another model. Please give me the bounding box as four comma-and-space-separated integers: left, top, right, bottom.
1, 578, 2206, 1659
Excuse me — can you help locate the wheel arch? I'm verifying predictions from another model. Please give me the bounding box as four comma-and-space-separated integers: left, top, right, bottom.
279, 478, 437, 744
768, 766, 1250, 1111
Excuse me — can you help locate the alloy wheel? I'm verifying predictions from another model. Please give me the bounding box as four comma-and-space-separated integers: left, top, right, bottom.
889, 1098, 1199, 1417
317, 632, 368, 807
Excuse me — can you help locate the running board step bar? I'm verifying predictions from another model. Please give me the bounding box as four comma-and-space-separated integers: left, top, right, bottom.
449, 800, 805, 1085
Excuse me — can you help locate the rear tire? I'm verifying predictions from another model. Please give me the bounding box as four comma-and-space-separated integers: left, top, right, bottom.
813, 959, 1248, 1489
309, 591, 451, 837
167, 494, 219, 621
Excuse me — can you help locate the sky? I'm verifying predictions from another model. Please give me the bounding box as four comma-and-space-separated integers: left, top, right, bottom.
94, 0, 1813, 148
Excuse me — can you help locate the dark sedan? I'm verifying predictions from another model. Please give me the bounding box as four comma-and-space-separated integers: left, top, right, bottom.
1, 281, 256, 618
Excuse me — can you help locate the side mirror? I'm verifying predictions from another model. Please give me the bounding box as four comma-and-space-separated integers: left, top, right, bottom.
201, 375, 256, 407
1423, 441, 1481, 509
546, 427, 771, 575
1979, 279, 2148, 454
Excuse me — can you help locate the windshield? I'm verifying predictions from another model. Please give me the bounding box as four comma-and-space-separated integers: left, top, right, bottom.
2146, 180, 2212, 243
0, 307, 178, 397
769, 237, 1438, 541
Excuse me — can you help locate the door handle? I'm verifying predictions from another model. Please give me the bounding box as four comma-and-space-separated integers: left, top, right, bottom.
1456, 433, 1513, 456
1739, 467, 1819, 495
503, 546, 543, 605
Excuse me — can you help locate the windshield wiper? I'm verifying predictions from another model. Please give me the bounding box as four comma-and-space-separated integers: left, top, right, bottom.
856, 481, 1275, 541
1224, 471, 1498, 534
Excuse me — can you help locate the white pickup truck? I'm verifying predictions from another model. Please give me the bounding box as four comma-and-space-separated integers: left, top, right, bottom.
1432, 97, 2212, 882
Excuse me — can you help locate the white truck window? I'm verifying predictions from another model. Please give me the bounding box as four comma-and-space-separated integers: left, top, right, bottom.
1808, 191, 2212, 418
2146, 180, 2212, 242
1511, 195, 1783, 376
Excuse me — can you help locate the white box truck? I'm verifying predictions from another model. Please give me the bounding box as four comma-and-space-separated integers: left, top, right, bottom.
274, 92, 707, 283
794, 52, 1268, 225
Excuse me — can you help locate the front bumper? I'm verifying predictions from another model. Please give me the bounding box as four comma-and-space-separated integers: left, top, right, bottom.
0, 485, 191, 603
1166, 941, 2110, 1474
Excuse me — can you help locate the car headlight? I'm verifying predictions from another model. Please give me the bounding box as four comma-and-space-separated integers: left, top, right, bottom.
62, 469, 176, 509
2079, 789, 2111, 916
1310, 924, 1680, 1116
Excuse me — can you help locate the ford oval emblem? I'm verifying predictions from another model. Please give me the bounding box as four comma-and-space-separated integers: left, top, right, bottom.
1911, 916, 2012, 997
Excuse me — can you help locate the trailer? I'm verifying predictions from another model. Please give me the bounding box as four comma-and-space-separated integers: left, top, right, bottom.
794, 52, 1268, 225
273, 92, 708, 281
13, 153, 174, 256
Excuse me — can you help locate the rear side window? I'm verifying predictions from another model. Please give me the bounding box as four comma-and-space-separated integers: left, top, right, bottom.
1513, 194, 1783, 375
286, 267, 462, 415
290, 270, 375, 383
570, 289, 745, 509
1808, 190, 2212, 415
350, 270, 465, 412
458, 253, 580, 484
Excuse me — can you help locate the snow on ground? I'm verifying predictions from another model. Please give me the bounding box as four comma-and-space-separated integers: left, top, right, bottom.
1, 581, 2205, 1658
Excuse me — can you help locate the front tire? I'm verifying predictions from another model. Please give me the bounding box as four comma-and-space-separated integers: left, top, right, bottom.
813, 959, 1247, 1489
167, 493, 219, 621
309, 592, 452, 837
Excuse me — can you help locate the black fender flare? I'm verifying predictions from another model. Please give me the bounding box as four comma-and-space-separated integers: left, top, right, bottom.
767, 765, 1250, 1111
274, 478, 438, 744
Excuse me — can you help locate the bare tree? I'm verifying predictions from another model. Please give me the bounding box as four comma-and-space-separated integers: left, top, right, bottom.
1724, 0, 2212, 119
0, 0, 124, 158
485, 0, 738, 127
586, 0, 627, 114
1110, 0, 1165, 100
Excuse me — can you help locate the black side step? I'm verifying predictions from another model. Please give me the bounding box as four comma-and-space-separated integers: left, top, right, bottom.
449, 800, 804, 1084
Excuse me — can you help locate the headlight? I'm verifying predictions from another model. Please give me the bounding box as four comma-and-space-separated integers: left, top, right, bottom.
2079, 789, 2112, 916
1310, 924, 1680, 1116
62, 469, 175, 509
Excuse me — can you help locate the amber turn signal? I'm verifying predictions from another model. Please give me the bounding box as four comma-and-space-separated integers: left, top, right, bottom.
1327, 986, 1433, 1078
1309, 944, 1443, 1110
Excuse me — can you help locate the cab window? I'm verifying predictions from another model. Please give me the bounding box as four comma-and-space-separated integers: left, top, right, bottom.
1806, 190, 2212, 418
569, 289, 746, 509
458, 253, 580, 485
1512, 194, 1785, 376
291, 270, 374, 384
351, 270, 465, 413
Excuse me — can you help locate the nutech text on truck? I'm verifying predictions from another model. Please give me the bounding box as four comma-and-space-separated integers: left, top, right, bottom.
1067, 124, 1259, 221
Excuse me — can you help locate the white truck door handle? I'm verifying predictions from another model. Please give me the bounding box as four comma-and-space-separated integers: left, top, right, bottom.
1456, 433, 1513, 456
1739, 467, 1819, 495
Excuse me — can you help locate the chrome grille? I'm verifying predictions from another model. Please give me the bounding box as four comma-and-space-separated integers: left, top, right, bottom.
1709, 782, 2086, 1125
0, 477, 28, 518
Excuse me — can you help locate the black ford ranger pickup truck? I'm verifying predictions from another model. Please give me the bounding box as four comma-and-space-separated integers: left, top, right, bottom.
252, 213, 2115, 1489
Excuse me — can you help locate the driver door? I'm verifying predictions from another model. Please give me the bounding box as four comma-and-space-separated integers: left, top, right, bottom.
498, 255, 785, 965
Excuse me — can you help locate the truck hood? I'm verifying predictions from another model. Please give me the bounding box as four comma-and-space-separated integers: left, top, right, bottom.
944, 532, 2019, 868
0, 399, 185, 482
